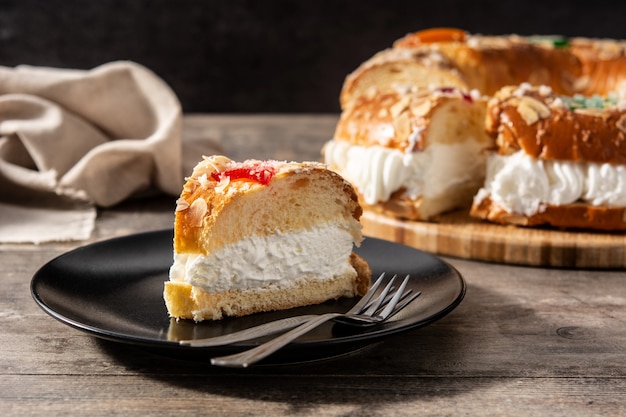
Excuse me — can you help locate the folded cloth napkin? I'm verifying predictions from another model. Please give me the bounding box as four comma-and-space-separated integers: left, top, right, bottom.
0, 61, 185, 243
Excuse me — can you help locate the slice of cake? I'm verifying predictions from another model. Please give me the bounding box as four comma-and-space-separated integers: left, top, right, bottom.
470, 84, 626, 230
324, 87, 494, 220
164, 155, 371, 321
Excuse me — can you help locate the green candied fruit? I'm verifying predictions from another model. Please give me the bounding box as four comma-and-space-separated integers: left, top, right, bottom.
527, 35, 569, 48
561, 93, 619, 110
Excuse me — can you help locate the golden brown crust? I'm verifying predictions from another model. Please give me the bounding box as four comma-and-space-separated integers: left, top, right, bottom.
174, 157, 363, 255
340, 32, 626, 111
471, 195, 626, 231
334, 89, 489, 152
357, 189, 425, 221
350, 252, 372, 296
486, 85, 626, 165
339, 47, 468, 111
568, 37, 626, 95
340, 34, 588, 110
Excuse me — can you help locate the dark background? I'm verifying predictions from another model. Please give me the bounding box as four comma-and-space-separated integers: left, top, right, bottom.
2, 0, 625, 113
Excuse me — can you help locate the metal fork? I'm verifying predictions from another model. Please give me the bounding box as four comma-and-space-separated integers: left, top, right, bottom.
179, 272, 415, 348
209, 273, 421, 368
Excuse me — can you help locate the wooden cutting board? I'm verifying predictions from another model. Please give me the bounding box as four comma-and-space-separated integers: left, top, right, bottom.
361, 210, 626, 269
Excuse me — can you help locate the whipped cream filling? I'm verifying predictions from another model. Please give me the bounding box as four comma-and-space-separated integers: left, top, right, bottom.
169, 223, 356, 293
324, 139, 486, 205
475, 151, 626, 216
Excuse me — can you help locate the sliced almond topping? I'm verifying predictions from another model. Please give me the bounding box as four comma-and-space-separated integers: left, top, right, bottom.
188, 198, 208, 227
175, 198, 190, 212
617, 114, 626, 134
411, 98, 432, 117
215, 176, 231, 193
517, 96, 551, 125
574, 108, 605, 117
191, 155, 232, 179
390, 96, 411, 118
393, 111, 411, 140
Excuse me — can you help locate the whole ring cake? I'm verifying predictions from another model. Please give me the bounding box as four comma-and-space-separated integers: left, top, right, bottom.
323, 28, 626, 230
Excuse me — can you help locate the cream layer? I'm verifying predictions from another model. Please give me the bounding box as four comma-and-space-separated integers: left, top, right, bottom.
169, 223, 356, 293
324, 139, 486, 205
475, 151, 626, 215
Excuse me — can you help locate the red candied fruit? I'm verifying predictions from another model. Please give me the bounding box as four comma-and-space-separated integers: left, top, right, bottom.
437, 87, 473, 103
210, 163, 276, 185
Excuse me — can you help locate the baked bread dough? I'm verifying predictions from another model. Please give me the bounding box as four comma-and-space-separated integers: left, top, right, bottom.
341, 29, 626, 110
471, 83, 626, 230
324, 87, 492, 220
164, 156, 371, 321
325, 28, 626, 228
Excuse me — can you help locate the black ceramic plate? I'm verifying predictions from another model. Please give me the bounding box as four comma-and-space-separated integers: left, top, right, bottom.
31, 230, 465, 365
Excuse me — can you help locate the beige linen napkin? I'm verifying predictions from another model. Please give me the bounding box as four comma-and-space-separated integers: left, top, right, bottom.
0, 61, 185, 243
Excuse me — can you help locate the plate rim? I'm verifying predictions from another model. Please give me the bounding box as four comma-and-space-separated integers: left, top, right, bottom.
31, 229, 466, 352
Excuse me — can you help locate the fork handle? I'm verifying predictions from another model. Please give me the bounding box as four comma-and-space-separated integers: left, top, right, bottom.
210, 313, 340, 368
179, 315, 317, 347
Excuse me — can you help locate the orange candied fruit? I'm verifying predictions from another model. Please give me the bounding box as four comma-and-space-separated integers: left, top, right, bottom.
395, 27, 467, 47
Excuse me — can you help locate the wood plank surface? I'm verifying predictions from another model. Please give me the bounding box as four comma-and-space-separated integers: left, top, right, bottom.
3, 375, 624, 417
3, 236, 625, 416
1, 115, 625, 417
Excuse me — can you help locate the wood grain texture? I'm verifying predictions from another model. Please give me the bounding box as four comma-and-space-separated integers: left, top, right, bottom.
362, 209, 626, 269
1, 115, 625, 417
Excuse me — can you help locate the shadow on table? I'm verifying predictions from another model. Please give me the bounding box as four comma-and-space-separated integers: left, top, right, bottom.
96, 282, 541, 410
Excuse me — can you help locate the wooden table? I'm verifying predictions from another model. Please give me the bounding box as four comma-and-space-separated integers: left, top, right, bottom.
2, 115, 625, 416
